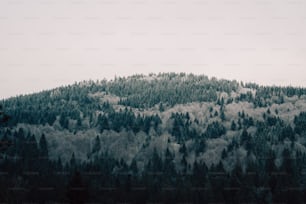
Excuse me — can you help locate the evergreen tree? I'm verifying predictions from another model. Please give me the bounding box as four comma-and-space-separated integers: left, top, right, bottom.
150, 148, 163, 172
159, 103, 165, 112
294, 112, 306, 134
98, 114, 110, 132
220, 109, 226, 121
27, 134, 39, 159
240, 129, 250, 146
163, 148, 176, 180
221, 149, 228, 159
238, 118, 242, 130
70, 152, 76, 170
60, 115, 69, 129
66, 171, 88, 204
39, 134, 48, 158
57, 156, 63, 171
231, 120, 237, 131
130, 159, 138, 175
92, 135, 101, 154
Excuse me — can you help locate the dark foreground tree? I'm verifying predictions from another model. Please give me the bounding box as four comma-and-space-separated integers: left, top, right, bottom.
66, 171, 88, 204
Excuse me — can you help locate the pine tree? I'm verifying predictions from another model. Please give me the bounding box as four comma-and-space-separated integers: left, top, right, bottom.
59, 115, 69, 129
221, 149, 228, 159
27, 134, 39, 159
165, 148, 175, 172
39, 134, 48, 158
70, 152, 76, 170
267, 108, 271, 115
57, 156, 63, 171
231, 120, 237, 131
66, 171, 88, 204
151, 148, 163, 172
98, 114, 109, 132
238, 118, 242, 130
240, 129, 250, 146
220, 109, 226, 121
130, 159, 138, 175
92, 135, 101, 154
159, 103, 165, 112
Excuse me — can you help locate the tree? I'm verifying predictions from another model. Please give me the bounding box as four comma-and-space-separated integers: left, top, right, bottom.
195, 138, 206, 155
164, 148, 176, 178
39, 134, 48, 158
0, 106, 12, 152
220, 109, 226, 121
231, 120, 237, 131
267, 108, 271, 115
220, 97, 225, 106
279, 148, 301, 203
56, 156, 63, 171
26, 134, 39, 159
171, 113, 191, 143
205, 121, 226, 138
0, 105, 10, 124
227, 160, 243, 203
221, 149, 228, 159
238, 118, 242, 130
130, 159, 138, 175
241, 110, 245, 118
70, 152, 76, 170
179, 143, 187, 155
66, 171, 88, 204
149, 148, 163, 172
159, 103, 165, 112
181, 155, 187, 174
76, 117, 82, 128
0, 133, 12, 153
92, 135, 101, 154
47, 114, 56, 126
294, 112, 306, 134
192, 160, 208, 187
240, 129, 250, 146
280, 125, 295, 142
59, 115, 69, 129
266, 150, 277, 193
98, 114, 109, 132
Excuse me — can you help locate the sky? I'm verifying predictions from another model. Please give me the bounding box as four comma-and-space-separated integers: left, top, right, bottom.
1, 0, 306, 99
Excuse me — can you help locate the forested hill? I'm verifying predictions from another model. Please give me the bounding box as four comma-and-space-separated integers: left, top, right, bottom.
2, 73, 306, 126
1, 73, 306, 202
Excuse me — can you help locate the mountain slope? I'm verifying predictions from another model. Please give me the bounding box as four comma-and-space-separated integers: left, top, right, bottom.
1, 73, 306, 203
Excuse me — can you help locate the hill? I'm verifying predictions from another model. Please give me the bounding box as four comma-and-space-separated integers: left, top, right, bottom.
1, 72, 306, 203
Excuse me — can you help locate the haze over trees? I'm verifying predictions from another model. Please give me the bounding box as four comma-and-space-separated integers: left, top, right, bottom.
1, 73, 306, 203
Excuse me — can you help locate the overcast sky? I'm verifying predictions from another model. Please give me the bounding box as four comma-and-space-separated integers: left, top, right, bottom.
1, 0, 306, 99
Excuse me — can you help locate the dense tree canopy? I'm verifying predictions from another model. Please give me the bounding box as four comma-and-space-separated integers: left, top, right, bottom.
1, 73, 306, 203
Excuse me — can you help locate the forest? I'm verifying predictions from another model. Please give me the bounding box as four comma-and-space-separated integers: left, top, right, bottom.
1, 73, 306, 203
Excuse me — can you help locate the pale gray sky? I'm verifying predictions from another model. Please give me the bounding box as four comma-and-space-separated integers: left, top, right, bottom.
1, 0, 306, 99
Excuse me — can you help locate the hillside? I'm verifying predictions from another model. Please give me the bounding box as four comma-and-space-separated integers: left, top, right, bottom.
1, 73, 306, 203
